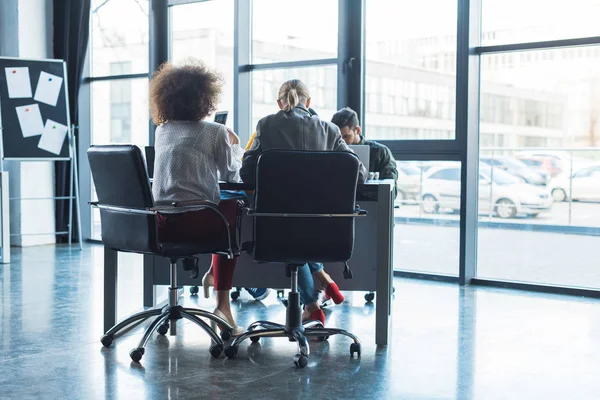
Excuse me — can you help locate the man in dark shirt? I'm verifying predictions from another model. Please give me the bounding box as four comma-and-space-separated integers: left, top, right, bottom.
331, 107, 398, 199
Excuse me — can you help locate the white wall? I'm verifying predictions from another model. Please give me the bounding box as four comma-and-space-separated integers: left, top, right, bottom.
13, 0, 56, 246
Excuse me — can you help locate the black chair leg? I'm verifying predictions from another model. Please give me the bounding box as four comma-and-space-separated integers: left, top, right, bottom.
180, 311, 225, 357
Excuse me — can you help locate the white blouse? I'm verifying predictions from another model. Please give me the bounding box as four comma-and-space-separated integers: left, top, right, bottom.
152, 120, 244, 206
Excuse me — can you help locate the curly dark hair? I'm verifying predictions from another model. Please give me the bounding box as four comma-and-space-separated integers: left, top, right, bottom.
149, 60, 223, 125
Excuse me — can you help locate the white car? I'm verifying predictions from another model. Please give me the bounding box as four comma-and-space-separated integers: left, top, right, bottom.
549, 165, 600, 202
421, 163, 553, 218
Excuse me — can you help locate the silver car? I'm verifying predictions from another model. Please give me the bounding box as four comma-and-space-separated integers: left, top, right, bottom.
421, 163, 553, 218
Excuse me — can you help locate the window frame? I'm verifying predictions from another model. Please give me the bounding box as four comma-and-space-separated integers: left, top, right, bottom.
77, 0, 600, 298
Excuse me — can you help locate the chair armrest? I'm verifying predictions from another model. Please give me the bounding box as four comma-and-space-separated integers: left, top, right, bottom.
89, 202, 157, 215
247, 211, 367, 218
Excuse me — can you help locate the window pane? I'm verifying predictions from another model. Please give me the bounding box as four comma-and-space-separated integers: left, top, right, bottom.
482, 0, 600, 46
252, 0, 338, 63
90, 0, 149, 76
395, 161, 461, 276
251, 66, 337, 135
90, 78, 149, 239
169, 1, 234, 127
477, 47, 600, 289
365, 0, 457, 140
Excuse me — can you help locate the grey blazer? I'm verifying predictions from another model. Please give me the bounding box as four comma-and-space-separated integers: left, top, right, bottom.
240, 105, 368, 183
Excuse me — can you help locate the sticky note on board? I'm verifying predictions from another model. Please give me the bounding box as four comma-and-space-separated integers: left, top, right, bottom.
4, 67, 33, 98
34, 71, 63, 106
15, 104, 44, 137
38, 119, 68, 155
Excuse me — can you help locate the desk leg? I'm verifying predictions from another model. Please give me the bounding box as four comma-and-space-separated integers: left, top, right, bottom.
375, 185, 393, 346
143, 254, 156, 307
104, 246, 118, 333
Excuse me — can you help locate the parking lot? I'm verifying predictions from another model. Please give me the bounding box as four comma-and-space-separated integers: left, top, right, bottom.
392, 198, 600, 289
395, 200, 600, 228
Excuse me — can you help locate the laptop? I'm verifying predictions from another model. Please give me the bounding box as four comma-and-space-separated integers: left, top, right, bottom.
349, 145, 370, 171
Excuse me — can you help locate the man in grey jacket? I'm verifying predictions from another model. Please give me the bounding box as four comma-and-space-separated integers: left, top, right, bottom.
240, 106, 367, 183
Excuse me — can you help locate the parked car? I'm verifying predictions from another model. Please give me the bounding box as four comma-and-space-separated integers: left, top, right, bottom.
480, 156, 549, 185
549, 165, 600, 202
395, 162, 422, 203
420, 163, 553, 218
517, 155, 562, 177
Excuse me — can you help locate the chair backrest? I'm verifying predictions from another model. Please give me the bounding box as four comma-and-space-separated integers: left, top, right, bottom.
87, 145, 159, 253
253, 150, 360, 263
144, 146, 155, 179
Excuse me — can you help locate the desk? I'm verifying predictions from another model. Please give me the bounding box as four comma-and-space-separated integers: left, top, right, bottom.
103, 180, 394, 345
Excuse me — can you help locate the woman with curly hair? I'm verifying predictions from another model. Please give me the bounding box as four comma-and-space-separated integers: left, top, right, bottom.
150, 60, 243, 335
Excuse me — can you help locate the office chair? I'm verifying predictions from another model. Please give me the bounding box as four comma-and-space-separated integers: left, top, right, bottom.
88, 145, 241, 363
224, 150, 365, 368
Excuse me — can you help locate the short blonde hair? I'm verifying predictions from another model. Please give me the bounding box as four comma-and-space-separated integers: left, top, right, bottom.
277, 79, 310, 112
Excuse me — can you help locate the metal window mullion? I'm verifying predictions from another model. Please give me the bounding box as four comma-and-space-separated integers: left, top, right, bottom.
476, 35, 600, 54
337, 0, 365, 122
84, 73, 150, 82
234, 0, 252, 143
457, 0, 482, 285
149, 0, 169, 146
243, 58, 338, 72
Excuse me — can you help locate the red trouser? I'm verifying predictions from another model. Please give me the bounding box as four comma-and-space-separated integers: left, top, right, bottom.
157, 200, 238, 290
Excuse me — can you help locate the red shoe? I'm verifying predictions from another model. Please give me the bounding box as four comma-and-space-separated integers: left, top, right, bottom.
325, 282, 344, 304
303, 309, 325, 325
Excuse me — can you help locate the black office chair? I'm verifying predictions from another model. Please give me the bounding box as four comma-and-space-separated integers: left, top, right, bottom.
224, 150, 365, 368
88, 145, 241, 362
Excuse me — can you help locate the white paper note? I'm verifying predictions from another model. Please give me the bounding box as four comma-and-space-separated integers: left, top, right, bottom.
33, 71, 63, 106
4, 67, 33, 98
38, 119, 68, 155
15, 104, 44, 138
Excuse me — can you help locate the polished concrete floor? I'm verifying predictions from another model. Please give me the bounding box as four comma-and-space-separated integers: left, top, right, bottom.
2, 244, 600, 399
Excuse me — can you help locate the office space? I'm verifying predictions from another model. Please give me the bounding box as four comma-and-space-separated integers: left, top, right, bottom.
2, 0, 600, 398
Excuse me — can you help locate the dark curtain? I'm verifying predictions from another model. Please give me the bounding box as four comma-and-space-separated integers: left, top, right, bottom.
53, 0, 91, 243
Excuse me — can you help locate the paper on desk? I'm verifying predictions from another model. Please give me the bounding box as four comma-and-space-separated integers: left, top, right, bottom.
38, 119, 68, 155
15, 104, 44, 137
34, 71, 63, 106
4, 67, 32, 98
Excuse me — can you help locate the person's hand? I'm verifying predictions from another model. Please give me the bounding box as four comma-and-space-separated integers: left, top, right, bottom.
226, 127, 240, 145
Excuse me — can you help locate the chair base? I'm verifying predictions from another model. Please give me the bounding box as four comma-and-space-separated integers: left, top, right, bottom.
100, 261, 235, 363
224, 270, 361, 368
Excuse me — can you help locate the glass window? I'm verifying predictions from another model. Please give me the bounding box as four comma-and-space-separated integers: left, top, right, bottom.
365, 0, 457, 140
90, 0, 149, 76
478, 47, 600, 289
482, 0, 600, 46
252, 0, 338, 63
395, 161, 462, 276
251, 66, 337, 135
90, 78, 149, 239
169, 0, 234, 127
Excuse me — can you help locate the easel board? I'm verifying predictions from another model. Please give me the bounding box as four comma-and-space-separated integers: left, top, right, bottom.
0, 57, 70, 159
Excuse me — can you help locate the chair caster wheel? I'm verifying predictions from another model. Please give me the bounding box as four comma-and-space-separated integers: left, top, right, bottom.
157, 322, 169, 336
220, 329, 232, 341
190, 286, 199, 295
293, 353, 308, 368
350, 342, 361, 357
100, 334, 114, 348
364, 292, 375, 302
250, 336, 260, 343
130, 348, 145, 363
209, 344, 223, 358
224, 346, 238, 358
231, 290, 240, 300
